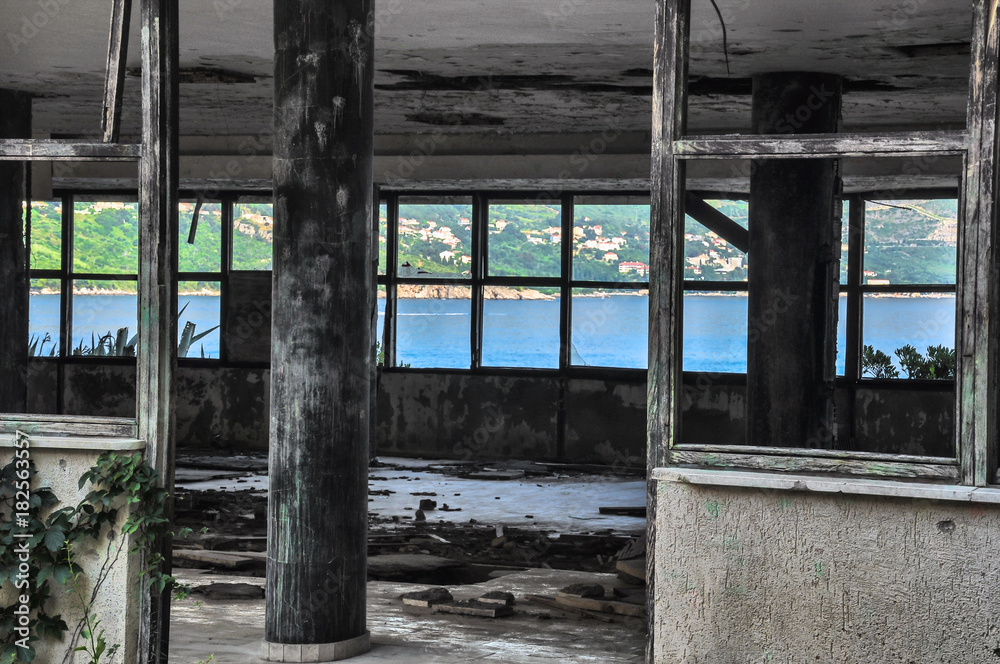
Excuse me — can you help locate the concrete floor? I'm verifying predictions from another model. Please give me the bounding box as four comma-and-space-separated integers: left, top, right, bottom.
176, 456, 647, 535
169, 568, 646, 664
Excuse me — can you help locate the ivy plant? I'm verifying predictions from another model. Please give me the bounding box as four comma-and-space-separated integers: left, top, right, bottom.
0, 450, 181, 664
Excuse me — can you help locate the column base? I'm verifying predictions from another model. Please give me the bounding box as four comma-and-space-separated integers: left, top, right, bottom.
260, 632, 370, 662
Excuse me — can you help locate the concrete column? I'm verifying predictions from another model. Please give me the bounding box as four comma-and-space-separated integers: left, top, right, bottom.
0, 89, 30, 414
263, 0, 374, 661
747, 72, 842, 448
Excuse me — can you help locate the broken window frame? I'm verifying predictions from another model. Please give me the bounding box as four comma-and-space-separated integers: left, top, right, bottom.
650, 0, 998, 487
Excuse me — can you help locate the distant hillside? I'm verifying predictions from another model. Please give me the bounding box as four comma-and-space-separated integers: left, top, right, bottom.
26, 197, 958, 293
385, 202, 651, 282
26, 201, 275, 293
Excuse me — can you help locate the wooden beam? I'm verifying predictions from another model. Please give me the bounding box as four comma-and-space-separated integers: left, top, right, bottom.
102, 0, 133, 143
672, 443, 958, 466
683, 192, 749, 253
137, 0, 178, 660
648, 0, 689, 663
0, 139, 141, 161
0, 90, 30, 415
0, 414, 137, 437
674, 131, 968, 160
668, 450, 960, 481
958, 0, 1000, 487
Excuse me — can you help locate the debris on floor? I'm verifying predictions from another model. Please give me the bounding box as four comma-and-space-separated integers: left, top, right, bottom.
189, 582, 265, 601
171, 454, 646, 584
400, 586, 454, 607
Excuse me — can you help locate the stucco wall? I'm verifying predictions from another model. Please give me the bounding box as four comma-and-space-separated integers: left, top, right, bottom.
652, 473, 1000, 663
0, 439, 142, 664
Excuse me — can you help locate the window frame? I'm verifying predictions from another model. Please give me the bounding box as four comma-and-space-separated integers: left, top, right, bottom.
650, 0, 996, 486
377, 190, 651, 374
28, 191, 232, 365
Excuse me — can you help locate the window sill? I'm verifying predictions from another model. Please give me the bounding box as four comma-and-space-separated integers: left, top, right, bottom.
652, 467, 1000, 504
1, 434, 144, 452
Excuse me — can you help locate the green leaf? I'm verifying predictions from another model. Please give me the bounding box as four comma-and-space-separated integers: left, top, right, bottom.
52, 564, 73, 585
36, 565, 53, 585
42, 527, 66, 553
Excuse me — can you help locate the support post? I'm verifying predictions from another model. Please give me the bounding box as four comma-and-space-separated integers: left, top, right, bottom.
263, 0, 374, 659
648, 0, 690, 663
0, 89, 31, 414
137, 0, 179, 661
746, 72, 843, 448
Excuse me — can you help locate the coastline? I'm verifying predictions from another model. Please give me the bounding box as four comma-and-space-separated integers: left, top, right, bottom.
31, 287, 956, 300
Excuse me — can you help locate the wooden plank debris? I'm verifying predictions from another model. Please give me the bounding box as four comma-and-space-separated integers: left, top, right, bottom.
556, 592, 646, 618
522, 594, 615, 622
400, 587, 453, 607
478, 591, 515, 606
172, 549, 265, 571
435, 600, 514, 618
616, 558, 645, 585
598, 506, 646, 517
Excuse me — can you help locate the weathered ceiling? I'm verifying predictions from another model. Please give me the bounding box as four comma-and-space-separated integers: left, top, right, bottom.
0, 0, 972, 140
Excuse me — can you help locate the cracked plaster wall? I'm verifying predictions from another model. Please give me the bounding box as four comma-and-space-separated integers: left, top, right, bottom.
653, 480, 1000, 663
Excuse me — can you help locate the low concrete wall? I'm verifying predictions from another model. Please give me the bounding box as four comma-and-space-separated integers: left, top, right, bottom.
26, 361, 955, 462
0, 435, 143, 663
376, 372, 561, 460
652, 470, 1000, 663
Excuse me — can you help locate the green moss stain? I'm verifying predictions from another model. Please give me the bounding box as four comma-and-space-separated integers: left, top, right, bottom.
706, 500, 722, 520
778, 497, 793, 511
813, 560, 825, 579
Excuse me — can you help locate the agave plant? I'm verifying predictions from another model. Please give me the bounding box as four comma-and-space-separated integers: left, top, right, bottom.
177, 301, 220, 358
28, 332, 57, 357
74, 328, 138, 357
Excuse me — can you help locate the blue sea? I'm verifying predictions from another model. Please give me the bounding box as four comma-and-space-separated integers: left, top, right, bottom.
28, 293, 956, 373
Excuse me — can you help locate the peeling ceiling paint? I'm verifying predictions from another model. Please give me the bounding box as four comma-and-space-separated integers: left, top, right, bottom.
0, 0, 973, 141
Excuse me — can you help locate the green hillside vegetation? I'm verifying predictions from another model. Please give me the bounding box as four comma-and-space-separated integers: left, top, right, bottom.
683, 198, 957, 285
684, 200, 748, 282
385, 203, 651, 282
26, 201, 275, 293
233, 203, 274, 270
27, 197, 959, 292
863, 199, 957, 284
